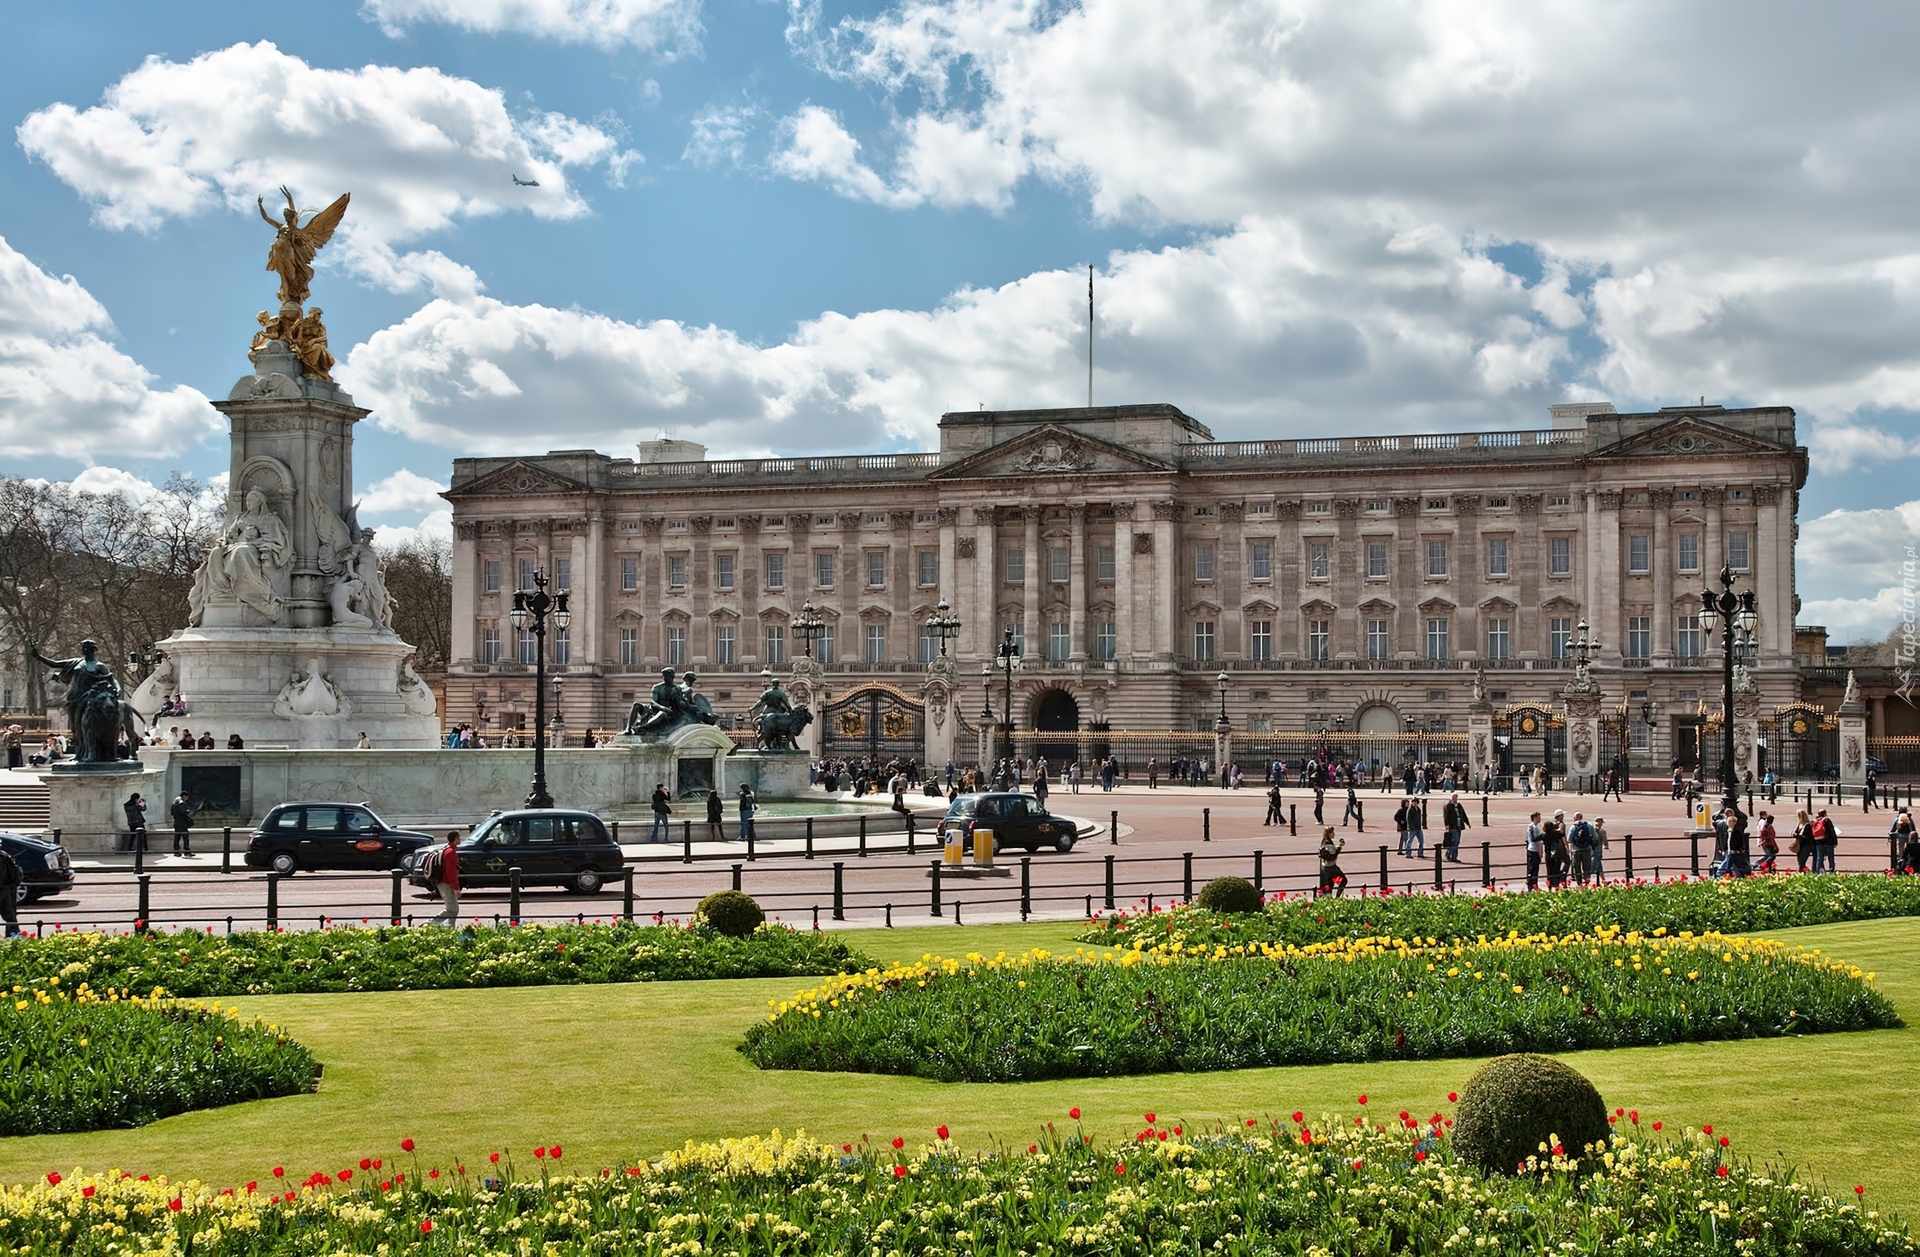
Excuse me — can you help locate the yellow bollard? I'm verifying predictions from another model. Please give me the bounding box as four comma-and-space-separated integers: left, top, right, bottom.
974, 826, 995, 868
945, 826, 965, 866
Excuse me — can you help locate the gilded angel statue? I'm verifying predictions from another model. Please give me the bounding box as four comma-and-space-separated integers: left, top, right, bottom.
258, 187, 350, 306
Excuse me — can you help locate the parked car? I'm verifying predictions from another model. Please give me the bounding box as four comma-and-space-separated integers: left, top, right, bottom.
403, 809, 623, 894
1815, 757, 1890, 780
244, 802, 437, 876
935, 792, 1078, 854
2, 831, 73, 903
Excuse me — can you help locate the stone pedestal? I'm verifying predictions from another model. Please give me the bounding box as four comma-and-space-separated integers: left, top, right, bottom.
610, 722, 738, 799
46, 759, 168, 848
1733, 691, 1762, 784
165, 626, 438, 749
1838, 668, 1868, 786
1467, 708, 1495, 789
729, 749, 811, 800
1562, 676, 1603, 787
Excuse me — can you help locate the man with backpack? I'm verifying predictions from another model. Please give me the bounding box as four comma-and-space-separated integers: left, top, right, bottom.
418, 831, 460, 926
649, 783, 671, 844
1568, 811, 1597, 884
1812, 808, 1840, 872
1442, 793, 1470, 863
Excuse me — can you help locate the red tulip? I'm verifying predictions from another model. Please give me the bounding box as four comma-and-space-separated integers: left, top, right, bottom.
1447, 1092, 1457, 1102
45, 1172, 60, 1187
1652, 1121, 1663, 1131
1114, 1163, 1126, 1175
1246, 1118, 1257, 1127
420, 1219, 434, 1233
1719, 1136, 1729, 1147
1068, 1107, 1081, 1120
1856, 1185, 1866, 1197
81, 1185, 95, 1198
489, 1153, 501, 1164
1716, 1166, 1730, 1178
892, 1164, 907, 1178
534, 1147, 546, 1159
360, 1159, 372, 1171
1027, 1143, 1038, 1154
1291, 1111, 1304, 1123
273, 1167, 285, 1178
549, 1146, 562, 1160
935, 1126, 949, 1141
1357, 1094, 1368, 1105
891, 1137, 904, 1149
401, 1139, 415, 1153
246, 1182, 257, 1193
338, 1170, 353, 1182
1143, 1112, 1156, 1124
168, 1198, 183, 1212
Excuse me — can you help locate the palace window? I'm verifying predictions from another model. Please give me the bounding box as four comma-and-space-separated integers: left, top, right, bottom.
1193, 621, 1216, 662
1676, 619, 1703, 658
1006, 619, 1025, 656
1094, 621, 1116, 660
815, 552, 835, 588
1048, 621, 1070, 661
519, 558, 537, 591
1005, 548, 1025, 583
763, 624, 786, 664
618, 627, 637, 667
1366, 618, 1389, 660
1486, 617, 1511, 660
867, 551, 886, 588
1194, 544, 1214, 582
1426, 539, 1449, 578
1677, 533, 1700, 573
554, 559, 571, 592
482, 628, 501, 665
1095, 545, 1115, 582
1307, 619, 1330, 662
715, 553, 735, 591
1627, 616, 1651, 660
918, 622, 937, 663
665, 625, 687, 666
818, 625, 835, 666
715, 624, 735, 666
484, 560, 501, 593
1306, 501, 1329, 515
918, 549, 937, 586
552, 628, 570, 666
1727, 531, 1750, 571
1193, 505, 1214, 517
1549, 495, 1571, 509
1486, 496, 1510, 509
1628, 535, 1650, 574
1367, 542, 1388, 579
1550, 616, 1573, 659
1308, 542, 1330, 580
620, 556, 639, 592
764, 552, 785, 590
1426, 498, 1448, 510
1050, 545, 1070, 582
1425, 617, 1449, 660
1249, 543, 1272, 580
1249, 619, 1272, 661
667, 556, 687, 589
1249, 502, 1273, 517
1550, 536, 1572, 576
1486, 537, 1509, 578
518, 629, 537, 666
1366, 499, 1389, 513
865, 623, 887, 664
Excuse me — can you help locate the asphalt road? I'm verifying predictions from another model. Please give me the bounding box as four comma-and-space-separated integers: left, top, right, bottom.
16, 782, 1905, 936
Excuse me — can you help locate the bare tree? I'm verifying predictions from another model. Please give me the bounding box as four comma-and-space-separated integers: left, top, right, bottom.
378, 533, 453, 672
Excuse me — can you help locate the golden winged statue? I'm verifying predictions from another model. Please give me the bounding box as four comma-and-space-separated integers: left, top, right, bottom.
258, 187, 350, 306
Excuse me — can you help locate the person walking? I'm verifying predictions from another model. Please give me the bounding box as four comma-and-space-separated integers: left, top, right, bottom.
705, 789, 725, 843
1442, 792, 1470, 862
1671, 766, 1684, 800
425, 830, 460, 926
737, 783, 757, 844
0, 841, 20, 938
1406, 797, 1427, 858
1312, 785, 1325, 827
1524, 811, 1544, 890
1790, 808, 1813, 872
1147, 758, 1158, 789
649, 783, 671, 844
1567, 811, 1596, 884
1265, 783, 1283, 827
1342, 783, 1360, 828
1895, 810, 1920, 874
1812, 808, 1839, 872
1755, 811, 1779, 873
1394, 798, 1411, 857
1316, 828, 1347, 898
169, 791, 199, 856
123, 792, 149, 857
1864, 770, 1879, 813
1591, 815, 1609, 880
1032, 767, 1049, 810
1346, 784, 1364, 833
1722, 807, 1752, 878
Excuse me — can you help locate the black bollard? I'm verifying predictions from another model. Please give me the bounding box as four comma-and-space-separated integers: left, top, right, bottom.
806, 827, 815, 860
1623, 834, 1634, 881
509, 867, 522, 926
1482, 794, 1489, 827
136, 872, 150, 927
906, 813, 916, 855
1378, 846, 1389, 893
391, 869, 403, 925
747, 828, 756, 862
622, 867, 635, 922
265, 874, 280, 931
731, 862, 743, 892
611, 819, 621, 844
222, 826, 233, 874
832, 861, 845, 921
1020, 857, 1032, 920
1183, 851, 1193, 902
1110, 810, 1119, 845
929, 860, 943, 918
1481, 841, 1492, 888
1253, 848, 1264, 894
1690, 833, 1700, 878
1432, 845, 1443, 891
1104, 853, 1116, 910
1203, 808, 1211, 843
1289, 804, 1297, 836
683, 824, 692, 865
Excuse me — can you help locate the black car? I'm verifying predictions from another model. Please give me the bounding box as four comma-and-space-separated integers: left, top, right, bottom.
2, 831, 73, 903
245, 802, 437, 875
936, 792, 1077, 854
404, 809, 623, 894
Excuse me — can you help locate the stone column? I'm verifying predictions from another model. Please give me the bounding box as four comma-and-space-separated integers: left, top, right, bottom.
1022, 505, 1042, 655
1838, 670, 1868, 787
838, 510, 863, 663
1394, 497, 1421, 655
689, 515, 712, 664
1651, 488, 1673, 661
1218, 500, 1245, 657
1454, 495, 1482, 657
1703, 487, 1725, 581
1733, 687, 1761, 783
581, 513, 604, 671
1754, 485, 1788, 658
1151, 500, 1180, 659
1467, 698, 1495, 789
1113, 501, 1137, 659
1333, 499, 1361, 656
1590, 491, 1623, 663
971, 506, 997, 657
1068, 504, 1088, 660
1562, 674, 1603, 786
936, 506, 959, 654
1512, 494, 1540, 658
890, 509, 915, 662
452, 520, 479, 664
1276, 501, 1302, 655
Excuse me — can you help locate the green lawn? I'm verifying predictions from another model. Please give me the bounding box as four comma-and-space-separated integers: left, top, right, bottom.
3, 916, 1916, 1220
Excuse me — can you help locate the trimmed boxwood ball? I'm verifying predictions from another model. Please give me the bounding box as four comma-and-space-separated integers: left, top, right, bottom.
1195, 876, 1264, 914
1451, 1053, 1611, 1175
697, 890, 766, 938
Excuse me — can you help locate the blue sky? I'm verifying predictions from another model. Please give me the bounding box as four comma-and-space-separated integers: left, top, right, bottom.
2, 0, 1917, 641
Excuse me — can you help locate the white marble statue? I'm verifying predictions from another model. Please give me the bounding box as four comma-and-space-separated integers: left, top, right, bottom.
311, 490, 394, 632
327, 575, 377, 631
126, 654, 175, 722
273, 657, 348, 718
398, 658, 437, 715
221, 489, 291, 621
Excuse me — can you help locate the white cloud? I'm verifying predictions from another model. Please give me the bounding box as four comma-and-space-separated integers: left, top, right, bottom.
684, 102, 763, 169
1798, 503, 1920, 600
372, 509, 454, 550
16, 42, 641, 294
363, 0, 703, 53
0, 236, 217, 462
68, 466, 162, 501
1800, 589, 1909, 646
358, 468, 451, 516
769, 105, 894, 204
340, 211, 1574, 454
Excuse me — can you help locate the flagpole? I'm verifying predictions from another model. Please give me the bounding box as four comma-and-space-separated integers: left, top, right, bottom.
1087, 264, 1094, 408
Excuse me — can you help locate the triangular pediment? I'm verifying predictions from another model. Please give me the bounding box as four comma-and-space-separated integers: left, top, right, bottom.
928, 425, 1176, 480
449, 460, 588, 497
1591, 417, 1788, 460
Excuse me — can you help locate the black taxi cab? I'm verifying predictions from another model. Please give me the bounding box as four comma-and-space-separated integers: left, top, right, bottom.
934, 792, 1078, 854
404, 809, 623, 894
244, 802, 437, 875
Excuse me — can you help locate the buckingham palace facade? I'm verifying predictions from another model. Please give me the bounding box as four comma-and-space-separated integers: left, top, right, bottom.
443, 400, 1806, 772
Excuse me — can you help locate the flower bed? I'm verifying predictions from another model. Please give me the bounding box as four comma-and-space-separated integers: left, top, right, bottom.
1, 978, 319, 1136
3, 1116, 1912, 1255
1082, 873, 1920, 951
0, 921, 874, 997
741, 930, 1898, 1081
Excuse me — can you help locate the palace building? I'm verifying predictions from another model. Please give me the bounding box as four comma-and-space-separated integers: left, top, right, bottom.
443, 401, 1807, 775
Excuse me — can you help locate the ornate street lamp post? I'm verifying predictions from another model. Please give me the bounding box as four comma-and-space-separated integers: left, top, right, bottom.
509, 568, 569, 809
551, 674, 565, 734
924, 598, 962, 658
996, 626, 1021, 762
126, 640, 161, 681
793, 600, 825, 660
1698, 565, 1758, 812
